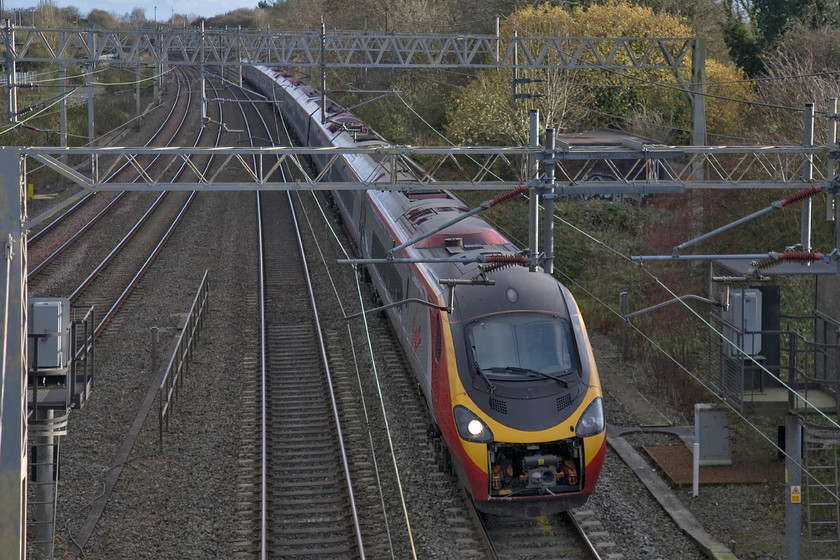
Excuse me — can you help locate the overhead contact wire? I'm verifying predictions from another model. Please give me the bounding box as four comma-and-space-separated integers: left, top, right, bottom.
352, 271, 419, 560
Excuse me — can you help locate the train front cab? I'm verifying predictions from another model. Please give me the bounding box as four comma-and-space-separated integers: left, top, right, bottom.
452, 393, 606, 517
435, 282, 606, 517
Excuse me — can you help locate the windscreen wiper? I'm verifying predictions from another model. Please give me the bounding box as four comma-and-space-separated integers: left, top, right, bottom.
474, 360, 497, 392
502, 366, 572, 387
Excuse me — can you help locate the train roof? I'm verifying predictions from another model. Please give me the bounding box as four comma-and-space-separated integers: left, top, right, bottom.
555, 128, 660, 146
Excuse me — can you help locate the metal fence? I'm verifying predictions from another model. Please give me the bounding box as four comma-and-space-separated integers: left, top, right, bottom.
706, 312, 746, 409
706, 310, 840, 415
0, 71, 38, 85
158, 270, 210, 451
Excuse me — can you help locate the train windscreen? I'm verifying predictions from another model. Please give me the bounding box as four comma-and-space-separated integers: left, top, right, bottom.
467, 314, 578, 379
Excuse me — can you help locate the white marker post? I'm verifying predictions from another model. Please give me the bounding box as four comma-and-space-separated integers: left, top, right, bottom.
693, 442, 700, 497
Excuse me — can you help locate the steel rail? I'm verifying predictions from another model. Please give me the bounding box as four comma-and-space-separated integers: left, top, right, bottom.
65, 65, 195, 301
463, 494, 500, 560
227, 72, 270, 560
255, 178, 268, 560
28, 65, 191, 278
566, 512, 604, 560
61, 62, 223, 558
86, 69, 225, 336
470, 499, 604, 560
89, 194, 196, 337
288, 190, 367, 558
230, 71, 270, 560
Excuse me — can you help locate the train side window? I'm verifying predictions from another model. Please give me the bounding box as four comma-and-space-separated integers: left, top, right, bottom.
371, 235, 403, 303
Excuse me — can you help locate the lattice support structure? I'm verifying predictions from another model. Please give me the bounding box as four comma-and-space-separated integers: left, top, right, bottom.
804, 426, 840, 559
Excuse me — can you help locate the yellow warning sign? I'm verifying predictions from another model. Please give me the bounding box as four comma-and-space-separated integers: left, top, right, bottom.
791, 485, 801, 504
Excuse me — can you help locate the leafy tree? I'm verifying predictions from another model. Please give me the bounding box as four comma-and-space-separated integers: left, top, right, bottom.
204, 8, 267, 28
264, 0, 455, 31
263, 0, 324, 29
633, 0, 730, 62
87, 9, 119, 29
57, 6, 81, 26
445, 2, 753, 146
170, 13, 195, 27
748, 22, 840, 143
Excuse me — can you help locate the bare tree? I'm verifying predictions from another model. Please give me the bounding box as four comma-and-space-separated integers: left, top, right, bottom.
127, 7, 147, 27
751, 23, 840, 144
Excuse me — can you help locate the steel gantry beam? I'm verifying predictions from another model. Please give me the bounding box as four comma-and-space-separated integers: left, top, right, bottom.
0, 25, 708, 147
0, 26, 699, 70
19, 143, 837, 203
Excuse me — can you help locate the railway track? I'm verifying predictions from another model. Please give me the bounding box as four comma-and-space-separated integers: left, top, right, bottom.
29, 69, 224, 336
28, 66, 192, 271
471, 506, 622, 560
49, 70, 231, 557
196, 71, 629, 560
33, 65, 629, 559
228, 71, 367, 558
258, 190, 364, 558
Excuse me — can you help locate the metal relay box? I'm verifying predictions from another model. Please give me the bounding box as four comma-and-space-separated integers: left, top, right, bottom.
28, 298, 71, 371
723, 288, 762, 356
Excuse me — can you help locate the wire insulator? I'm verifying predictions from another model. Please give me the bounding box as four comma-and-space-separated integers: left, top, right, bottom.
777, 251, 823, 262
753, 251, 823, 272
485, 255, 528, 265
780, 186, 822, 207
477, 254, 528, 277
479, 261, 515, 275
489, 185, 528, 207
752, 259, 776, 272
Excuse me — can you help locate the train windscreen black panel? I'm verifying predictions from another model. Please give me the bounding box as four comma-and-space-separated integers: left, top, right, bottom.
243, 63, 606, 517
467, 314, 578, 379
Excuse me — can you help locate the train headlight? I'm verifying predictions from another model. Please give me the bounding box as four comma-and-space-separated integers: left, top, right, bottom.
454, 405, 494, 443
575, 397, 604, 438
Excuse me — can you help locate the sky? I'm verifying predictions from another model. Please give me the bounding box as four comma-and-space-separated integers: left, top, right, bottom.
3, 0, 255, 20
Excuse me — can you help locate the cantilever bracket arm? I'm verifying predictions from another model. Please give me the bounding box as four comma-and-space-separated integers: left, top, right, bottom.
343, 276, 496, 320
343, 297, 449, 320
671, 186, 824, 257
624, 294, 721, 321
